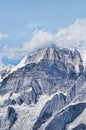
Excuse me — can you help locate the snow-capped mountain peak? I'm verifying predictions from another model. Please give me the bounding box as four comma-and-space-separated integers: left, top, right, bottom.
0, 45, 86, 130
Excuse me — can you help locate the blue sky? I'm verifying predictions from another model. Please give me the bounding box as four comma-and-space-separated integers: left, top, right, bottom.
0, 0, 86, 65
0, 0, 86, 35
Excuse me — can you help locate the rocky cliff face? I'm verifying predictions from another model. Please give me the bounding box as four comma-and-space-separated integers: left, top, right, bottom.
0, 45, 86, 130
45, 103, 86, 130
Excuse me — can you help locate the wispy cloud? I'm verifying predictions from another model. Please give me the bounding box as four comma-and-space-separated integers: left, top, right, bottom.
27, 23, 42, 29
1, 18, 86, 65
0, 34, 8, 41
22, 29, 54, 52
1, 29, 54, 60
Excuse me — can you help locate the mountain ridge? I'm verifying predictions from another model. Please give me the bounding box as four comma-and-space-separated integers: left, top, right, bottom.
0, 44, 86, 130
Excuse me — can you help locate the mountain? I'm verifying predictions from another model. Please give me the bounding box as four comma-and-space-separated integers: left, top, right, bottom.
0, 45, 86, 130
0, 65, 14, 82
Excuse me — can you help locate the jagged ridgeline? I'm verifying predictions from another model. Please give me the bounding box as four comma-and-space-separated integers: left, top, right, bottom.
0, 45, 86, 130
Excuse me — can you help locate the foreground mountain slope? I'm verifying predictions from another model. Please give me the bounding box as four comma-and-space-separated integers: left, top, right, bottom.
0, 45, 86, 130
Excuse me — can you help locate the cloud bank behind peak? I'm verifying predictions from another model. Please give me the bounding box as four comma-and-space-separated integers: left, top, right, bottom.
1, 18, 86, 65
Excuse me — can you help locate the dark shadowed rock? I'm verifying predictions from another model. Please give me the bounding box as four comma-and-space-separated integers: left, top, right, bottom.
33, 93, 66, 130
16, 96, 23, 105
45, 103, 86, 130
21, 90, 38, 104
6, 107, 17, 129
72, 124, 86, 130
4, 98, 16, 106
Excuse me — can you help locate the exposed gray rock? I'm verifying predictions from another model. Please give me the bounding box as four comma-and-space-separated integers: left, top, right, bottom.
15, 96, 23, 105
33, 93, 66, 130
0, 45, 85, 130
0, 45, 83, 96
4, 98, 16, 106
67, 75, 85, 103
21, 90, 38, 104
31, 79, 42, 95
72, 124, 86, 130
6, 107, 17, 129
45, 103, 86, 130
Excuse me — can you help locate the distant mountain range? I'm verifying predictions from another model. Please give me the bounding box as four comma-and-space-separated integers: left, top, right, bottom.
0, 44, 86, 130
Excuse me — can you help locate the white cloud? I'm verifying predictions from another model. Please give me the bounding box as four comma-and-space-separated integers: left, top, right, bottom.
1, 29, 54, 60
1, 18, 86, 64
55, 18, 86, 49
22, 29, 54, 53
0, 34, 8, 41
24, 19, 86, 52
